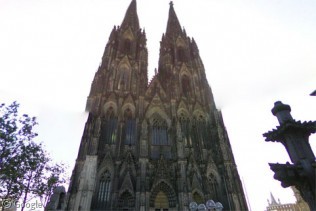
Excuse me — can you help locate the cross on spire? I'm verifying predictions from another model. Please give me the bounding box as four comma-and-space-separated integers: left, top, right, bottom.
165, 1, 182, 38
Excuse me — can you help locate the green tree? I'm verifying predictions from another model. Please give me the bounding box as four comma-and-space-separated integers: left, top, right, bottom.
19, 142, 48, 211
0, 102, 38, 200
0, 102, 67, 210
39, 163, 68, 207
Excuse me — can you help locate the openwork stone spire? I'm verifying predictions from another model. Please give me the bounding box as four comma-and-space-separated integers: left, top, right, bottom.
121, 0, 140, 31
165, 1, 182, 38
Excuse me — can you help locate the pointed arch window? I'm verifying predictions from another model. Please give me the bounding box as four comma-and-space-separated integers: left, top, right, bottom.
193, 75, 199, 92
192, 115, 206, 147
181, 75, 191, 98
177, 47, 187, 62
100, 107, 117, 144
118, 190, 135, 209
179, 113, 190, 146
106, 106, 115, 118
118, 66, 131, 91
208, 173, 219, 199
96, 170, 111, 208
124, 39, 132, 55
151, 117, 169, 146
124, 108, 136, 145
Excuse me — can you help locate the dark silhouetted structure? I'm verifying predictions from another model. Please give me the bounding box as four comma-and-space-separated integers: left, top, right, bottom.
64, 1, 248, 210
264, 101, 316, 210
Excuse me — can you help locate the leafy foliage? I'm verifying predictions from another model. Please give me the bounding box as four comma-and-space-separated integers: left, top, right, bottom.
39, 162, 68, 206
0, 102, 67, 210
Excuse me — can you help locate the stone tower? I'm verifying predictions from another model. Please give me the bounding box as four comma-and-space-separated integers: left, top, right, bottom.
65, 1, 248, 210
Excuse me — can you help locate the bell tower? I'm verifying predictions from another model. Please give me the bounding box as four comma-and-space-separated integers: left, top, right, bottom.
67, 1, 148, 210
157, 2, 215, 109
86, 0, 148, 114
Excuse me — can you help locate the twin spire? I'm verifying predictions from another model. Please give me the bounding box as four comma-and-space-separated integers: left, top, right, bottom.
121, 0, 183, 37
121, 0, 140, 31
166, 1, 183, 38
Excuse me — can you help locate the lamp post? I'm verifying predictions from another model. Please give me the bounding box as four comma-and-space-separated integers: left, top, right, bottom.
189, 200, 223, 211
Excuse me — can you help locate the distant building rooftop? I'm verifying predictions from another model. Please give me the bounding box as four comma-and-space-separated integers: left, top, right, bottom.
266, 188, 310, 211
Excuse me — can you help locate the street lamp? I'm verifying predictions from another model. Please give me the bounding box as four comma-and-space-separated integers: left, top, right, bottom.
189, 200, 223, 211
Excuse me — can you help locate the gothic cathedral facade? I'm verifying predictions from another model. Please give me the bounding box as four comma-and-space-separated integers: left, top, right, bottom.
66, 1, 248, 210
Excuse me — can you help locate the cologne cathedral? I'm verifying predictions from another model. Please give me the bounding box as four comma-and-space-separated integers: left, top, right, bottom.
65, 1, 248, 210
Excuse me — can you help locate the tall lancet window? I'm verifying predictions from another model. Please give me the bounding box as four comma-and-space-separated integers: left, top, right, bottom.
118, 66, 130, 91
96, 170, 111, 208
181, 75, 191, 98
192, 115, 206, 147
100, 107, 117, 144
208, 173, 219, 200
196, 115, 207, 148
179, 113, 190, 146
124, 108, 136, 145
177, 47, 187, 62
151, 117, 169, 145
124, 39, 131, 55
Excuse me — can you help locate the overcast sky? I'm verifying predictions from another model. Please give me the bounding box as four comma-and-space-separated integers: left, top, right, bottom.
1, 0, 316, 210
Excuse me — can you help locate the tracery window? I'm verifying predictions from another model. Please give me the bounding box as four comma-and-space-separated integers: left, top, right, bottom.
118, 191, 135, 209
193, 75, 199, 92
96, 171, 111, 208
177, 47, 186, 62
179, 113, 190, 146
100, 107, 117, 144
124, 39, 131, 54
192, 115, 206, 148
151, 117, 169, 146
208, 173, 219, 199
124, 108, 136, 145
118, 66, 130, 91
181, 75, 191, 98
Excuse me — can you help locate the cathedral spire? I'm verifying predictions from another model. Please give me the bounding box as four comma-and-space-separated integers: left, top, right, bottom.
121, 0, 140, 31
66, 2, 249, 210
269, 192, 279, 205
165, 1, 182, 38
